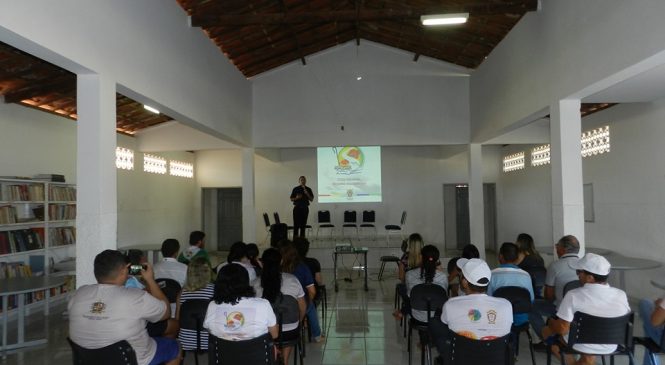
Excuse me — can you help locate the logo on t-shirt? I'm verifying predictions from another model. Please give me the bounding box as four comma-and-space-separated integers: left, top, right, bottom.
90, 301, 106, 314
487, 310, 497, 324
467, 309, 481, 322
225, 311, 245, 330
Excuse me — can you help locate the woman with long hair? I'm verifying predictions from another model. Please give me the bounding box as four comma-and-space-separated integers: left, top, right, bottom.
394, 233, 425, 319
255, 248, 306, 364
203, 263, 277, 341
405, 244, 448, 322
175, 257, 214, 351
515, 233, 544, 271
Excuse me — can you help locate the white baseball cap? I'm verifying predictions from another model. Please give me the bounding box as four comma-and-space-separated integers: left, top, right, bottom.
569, 253, 611, 276
456, 258, 491, 286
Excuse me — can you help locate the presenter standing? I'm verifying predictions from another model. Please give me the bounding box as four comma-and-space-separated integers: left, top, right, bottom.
290, 176, 314, 238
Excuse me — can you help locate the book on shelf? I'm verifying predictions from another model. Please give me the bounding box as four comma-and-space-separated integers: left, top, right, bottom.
33, 174, 65, 182
48, 204, 76, 220
0, 228, 44, 255
48, 185, 76, 201
0, 205, 17, 224
0, 261, 71, 313
3, 184, 45, 201
49, 226, 76, 246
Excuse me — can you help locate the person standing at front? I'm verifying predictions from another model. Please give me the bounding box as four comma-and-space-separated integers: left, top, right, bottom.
290, 176, 313, 238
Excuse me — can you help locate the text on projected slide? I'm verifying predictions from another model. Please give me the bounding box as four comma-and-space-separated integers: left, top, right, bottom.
317, 146, 382, 203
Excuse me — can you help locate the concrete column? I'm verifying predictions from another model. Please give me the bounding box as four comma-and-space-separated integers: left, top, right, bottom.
550, 99, 585, 255
76, 74, 117, 287
242, 148, 257, 243
468, 144, 486, 259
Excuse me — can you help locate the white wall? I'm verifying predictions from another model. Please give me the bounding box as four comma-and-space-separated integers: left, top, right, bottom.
497, 100, 665, 299
0, 0, 252, 145
252, 41, 470, 147
471, 0, 665, 142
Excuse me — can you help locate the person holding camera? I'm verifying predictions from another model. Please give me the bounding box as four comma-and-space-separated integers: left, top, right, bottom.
68, 250, 181, 365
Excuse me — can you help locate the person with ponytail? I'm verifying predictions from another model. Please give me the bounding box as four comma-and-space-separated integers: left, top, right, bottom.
255, 248, 306, 364
405, 244, 448, 322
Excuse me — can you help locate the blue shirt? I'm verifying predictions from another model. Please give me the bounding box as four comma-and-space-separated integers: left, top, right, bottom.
487, 264, 534, 325
292, 262, 315, 295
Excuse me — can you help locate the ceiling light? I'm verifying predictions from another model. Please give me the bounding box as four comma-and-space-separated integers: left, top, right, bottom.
421, 13, 469, 26
356, 76, 362, 81
143, 105, 160, 114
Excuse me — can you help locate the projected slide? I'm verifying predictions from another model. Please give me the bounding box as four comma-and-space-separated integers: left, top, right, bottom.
317, 146, 382, 203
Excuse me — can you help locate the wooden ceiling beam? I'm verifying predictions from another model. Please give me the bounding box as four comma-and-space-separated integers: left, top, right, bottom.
3, 78, 75, 103
191, 2, 538, 26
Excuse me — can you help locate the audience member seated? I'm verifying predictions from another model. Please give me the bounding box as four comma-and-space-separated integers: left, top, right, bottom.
203, 263, 278, 341
515, 233, 545, 272
245, 243, 263, 277
429, 258, 512, 360
294, 237, 326, 334
280, 240, 324, 342
68, 250, 181, 365
154, 238, 188, 287
447, 257, 461, 297
530, 235, 580, 340
176, 257, 215, 352
541, 253, 630, 365
639, 294, 665, 365
405, 244, 448, 322
215, 241, 257, 283
255, 248, 306, 363
178, 230, 211, 266
487, 242, 534, 326
394, 233, 425, 319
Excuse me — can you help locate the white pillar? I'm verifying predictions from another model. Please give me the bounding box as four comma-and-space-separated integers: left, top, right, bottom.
76, 74, 117, 287
550, 99, 585, 255
242, 148, 257, 243
468, 144, 486, 259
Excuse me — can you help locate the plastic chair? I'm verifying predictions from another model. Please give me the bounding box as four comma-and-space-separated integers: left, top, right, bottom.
208, 333, 275, 365
407, 283, 448, 365
271, 294, 304, 365
562, 280, 582, 297
526, 266, 547, 299
342, 210, 359, 240
545, 311, 635, 365
68, 337, 138, 365
446, 331, 514, 365
273, 212, 294, 237
378, 255, 400, 280
316, 210, 335, 239
360, 210, 377, 240
634, 324, 665, 365
178, 298, 211, 365
385, 211, 406, 244
263, 213, 271, 244
314, 284, 328, 336
493, 286, 536, 365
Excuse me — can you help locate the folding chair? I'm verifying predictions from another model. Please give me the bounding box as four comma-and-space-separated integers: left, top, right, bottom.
408, 283, 448, 365
342, 210, 359, 240
562, 280, 582, 297
209, 333, 275, 365
360, 210, 377, 240
316, 210, 335, 239
68, 338, 138, 365
446, 331, 514, 365
271, 294, 304, 365
263, 213, 272, 244
385, 211, 406, 244
493, 286, 536, 365
179, 298, 211, 365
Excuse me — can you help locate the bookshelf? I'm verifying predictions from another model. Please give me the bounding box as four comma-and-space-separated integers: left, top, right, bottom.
0, 178, 76, 314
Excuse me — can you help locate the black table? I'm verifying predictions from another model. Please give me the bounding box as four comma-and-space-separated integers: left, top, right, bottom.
333, 247, 368, 292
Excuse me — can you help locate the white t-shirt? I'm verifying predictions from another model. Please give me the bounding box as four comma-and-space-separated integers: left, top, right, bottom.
204, 297, 276, 340
405, 269, 448, 322
68, 284, 167, 365
254, 273, 305, 331
556, 283, 630, 354
441, 293, 513, 341
154, 257, 188, 287
545, 253, 579, 306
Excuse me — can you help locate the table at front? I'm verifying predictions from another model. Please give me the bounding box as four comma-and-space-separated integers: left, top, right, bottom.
0, 276, 67, 356
120, 243, 163, 264
608, 254, 661, 291
333, 247, 368, 292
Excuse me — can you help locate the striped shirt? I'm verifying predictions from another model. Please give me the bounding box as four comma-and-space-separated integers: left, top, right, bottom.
178, 283, 214, 350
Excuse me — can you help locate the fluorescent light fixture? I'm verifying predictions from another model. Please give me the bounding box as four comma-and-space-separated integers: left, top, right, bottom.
421, 13, 469, 26
143, 105, 160, 114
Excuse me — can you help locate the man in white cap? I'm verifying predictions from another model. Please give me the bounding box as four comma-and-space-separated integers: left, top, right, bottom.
429, 258, 513, 360
541, 253, 630, 365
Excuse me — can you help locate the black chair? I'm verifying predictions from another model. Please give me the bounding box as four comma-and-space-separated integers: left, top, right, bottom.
408, 283, 448, 365
493, 286, 536, 365
634, 324, 665, 365
316, 210, 335, 239
314, 284, 328, 336
342, 210, 359, 240
271, 294, 304, 365
385, 211, 407, 244
179, 298, 211, 365
209, 333, 275, 365
68, 337, 138, 365
378, 255, 400, 280
273, 212, 295, 237
360, 210, 377, 240
526, 266, 547, 299
263, 213, 272, 244
546, 311, 635, 365
155, 278, 182, 304
445, 331, 514, 365
562, 280, 582, 297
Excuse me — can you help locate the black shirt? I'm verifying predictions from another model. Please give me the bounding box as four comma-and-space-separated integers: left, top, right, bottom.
290, 185, 313, 207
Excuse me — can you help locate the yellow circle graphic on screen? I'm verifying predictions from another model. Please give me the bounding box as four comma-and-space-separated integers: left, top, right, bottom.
337, 146, 364, 171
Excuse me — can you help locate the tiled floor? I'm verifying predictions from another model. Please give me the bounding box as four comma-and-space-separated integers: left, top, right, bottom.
0, 266, 657, 365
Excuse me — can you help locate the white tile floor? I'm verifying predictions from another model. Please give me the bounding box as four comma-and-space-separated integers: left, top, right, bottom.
0, 265, 658, 365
